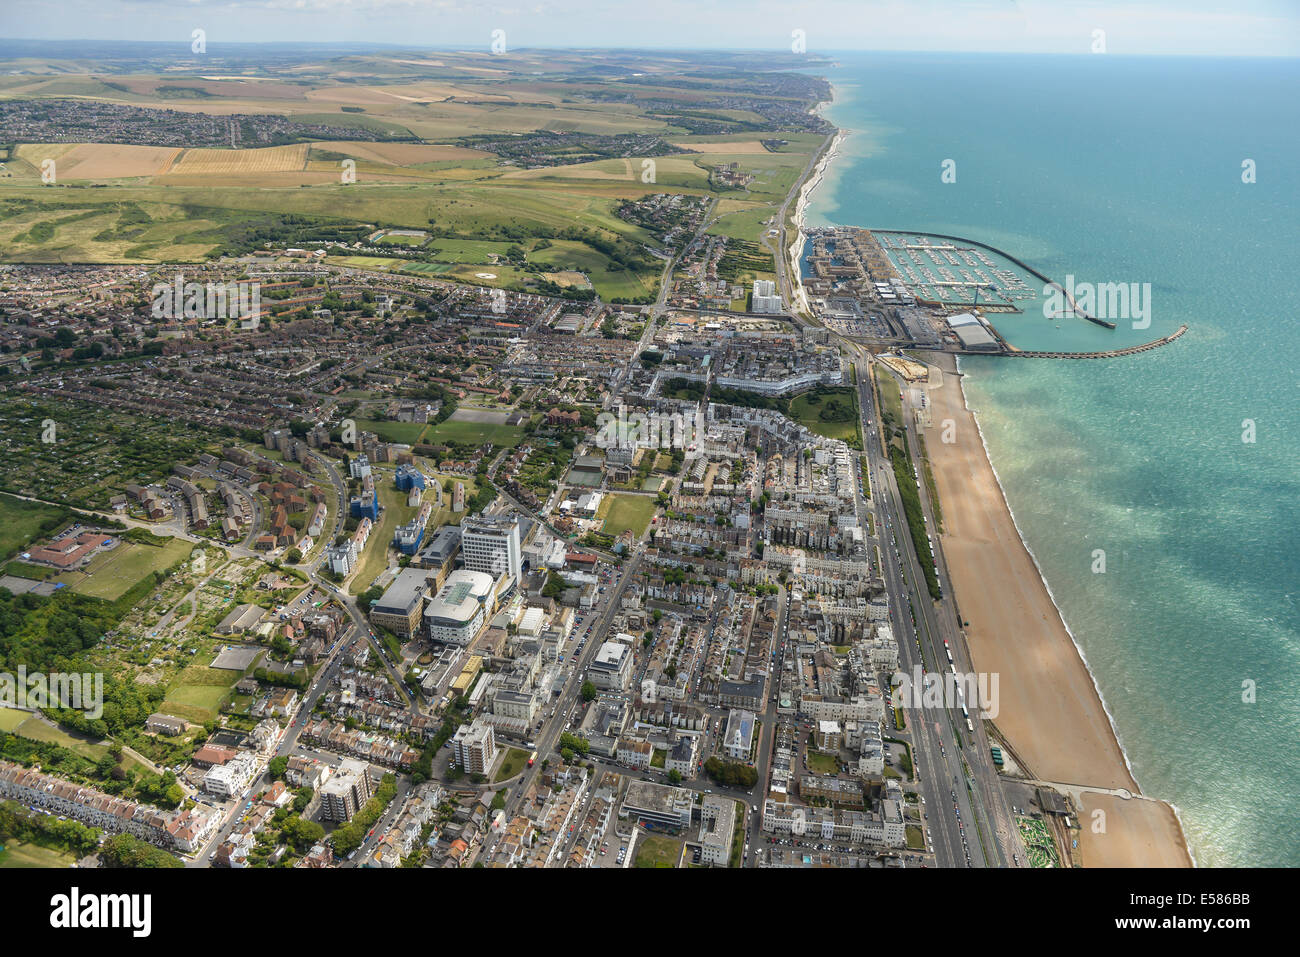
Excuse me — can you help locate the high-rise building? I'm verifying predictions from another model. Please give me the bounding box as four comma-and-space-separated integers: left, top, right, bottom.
461, 515, 521, 582
319, 759, 372, 822
751, 279, 783, 315
451, 718, 497, 776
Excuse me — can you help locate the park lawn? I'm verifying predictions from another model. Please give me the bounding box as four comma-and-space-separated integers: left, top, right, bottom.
598, 494, 657, 539
585, 264, 659, 302
424, 419, 523, 448
805, 750, 839, 775
0, 707, 30, 732
786, 388, 862, 448
349, 478, 416, 596
399, 261, 454, 275
426, 238, 518, 262
493, 747, 530, 782
161, 683, 230, 717
353, 418, 428, 445
445, 264, 530, 289
0, 838, 77, 868
706, 205, 779, 245
62, 538, 194, 601
0, 493, 70, 562
13, 715, 110, 762
906, 825, 925, 850
634, 834, 682, 869
423, 471, 477, 529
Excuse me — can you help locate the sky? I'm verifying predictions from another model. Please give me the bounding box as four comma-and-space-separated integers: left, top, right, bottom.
0, 0, 1297, 57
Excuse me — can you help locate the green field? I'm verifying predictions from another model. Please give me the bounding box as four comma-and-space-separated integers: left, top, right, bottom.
787, 387, 862, 448
58, 538, 194, 601
0, 707, 30, 732
805, 749, 838, 775
161, 664, 241, 723
0, 493, 70, 562
633, 834, 682, 869
423, 419, 523, 449
493, 747, 530, 783
0, 838, 77, 869
874, 365, 905, 448
427, 238, 518, 262
598, 494, 657, 539
349, 477, 417, 596
10, 715, 110, 762
353, 418, 429, 445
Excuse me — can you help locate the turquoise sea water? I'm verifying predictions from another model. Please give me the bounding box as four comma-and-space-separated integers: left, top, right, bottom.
807, 53, 1300, 867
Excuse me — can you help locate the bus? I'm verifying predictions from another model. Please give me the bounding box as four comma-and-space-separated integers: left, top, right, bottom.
527, 750, 538, 768
965, 718, 974, 734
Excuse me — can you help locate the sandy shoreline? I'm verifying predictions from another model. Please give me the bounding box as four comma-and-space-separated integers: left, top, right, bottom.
786, 122, 844, 317
921, 353, 1192, 867
794, 84, 1190, 866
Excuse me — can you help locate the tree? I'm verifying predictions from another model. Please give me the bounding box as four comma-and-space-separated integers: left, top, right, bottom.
268, 755, 289, 780
667, 769, 683, 784
581, 680, 597, 702
99, 833, 182, 868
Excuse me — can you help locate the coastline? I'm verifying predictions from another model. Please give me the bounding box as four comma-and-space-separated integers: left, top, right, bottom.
786, 121, 844, 318
795, 86, 1193, 867
922, 353, 1192, 867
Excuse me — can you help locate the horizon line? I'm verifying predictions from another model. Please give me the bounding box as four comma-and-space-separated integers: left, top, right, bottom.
0, 39, 1295, 60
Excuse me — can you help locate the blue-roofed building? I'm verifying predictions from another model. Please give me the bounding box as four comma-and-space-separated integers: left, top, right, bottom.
350, 491, 379, 521
395, 464, 427, 492
394, 518, 425, 555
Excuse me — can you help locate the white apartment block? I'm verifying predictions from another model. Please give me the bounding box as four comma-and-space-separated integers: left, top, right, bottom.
452, 717, 498, 775
461, 515, 522, 582
203, 752, 262, 798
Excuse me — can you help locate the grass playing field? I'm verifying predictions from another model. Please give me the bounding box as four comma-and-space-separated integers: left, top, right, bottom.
56, 538, 194, 601
598, 494, 657, 539
423, 419, 523, 448
161, 664, 242, 724
352, 418, 428, 445
0, 493, 70, 562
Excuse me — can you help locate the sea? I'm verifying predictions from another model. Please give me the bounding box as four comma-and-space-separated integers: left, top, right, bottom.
804, 52, 1300, 867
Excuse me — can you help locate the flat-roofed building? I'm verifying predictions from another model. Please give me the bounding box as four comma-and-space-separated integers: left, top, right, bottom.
815, 719, 842, 752
451, 718, 497, 776
461, 515, 521, 582
589, 640, 632, 691
424, 569, 494, 646
370, 567, 433, 639
413, 524, 461, 589
699, 795, 736, 865
722, 708, 757, 761
619, 780, 693, 830
320, 759, 373, 822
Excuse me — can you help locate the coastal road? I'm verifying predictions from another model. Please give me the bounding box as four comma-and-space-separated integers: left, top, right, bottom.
847, 357, 974, 866
856, 352, 1024, 867
769, 132, 836, 318
886, 361, 1024, 864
